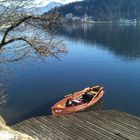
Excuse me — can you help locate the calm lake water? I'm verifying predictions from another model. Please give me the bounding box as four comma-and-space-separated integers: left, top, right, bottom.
0, 24, 140, 125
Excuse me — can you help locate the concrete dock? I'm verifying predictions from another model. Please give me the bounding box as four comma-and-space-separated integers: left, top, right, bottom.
12, 110, 140, 140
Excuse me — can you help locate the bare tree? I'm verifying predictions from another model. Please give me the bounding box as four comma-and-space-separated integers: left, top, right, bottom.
0, 0, 66, 62
0, 0, 66, 105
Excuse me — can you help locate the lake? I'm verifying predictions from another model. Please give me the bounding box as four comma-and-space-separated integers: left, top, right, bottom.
0, 23, 140, 125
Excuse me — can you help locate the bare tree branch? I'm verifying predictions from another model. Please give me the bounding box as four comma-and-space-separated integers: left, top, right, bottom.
0, 0, 66, 62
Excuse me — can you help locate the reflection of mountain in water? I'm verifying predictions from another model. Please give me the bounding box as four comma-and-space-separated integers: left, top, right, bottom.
59, 24, 140, 59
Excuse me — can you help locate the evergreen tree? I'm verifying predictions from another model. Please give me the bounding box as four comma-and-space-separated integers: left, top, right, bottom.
48, 0, 140, 21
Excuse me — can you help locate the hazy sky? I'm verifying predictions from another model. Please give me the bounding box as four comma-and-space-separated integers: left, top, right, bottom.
34, 0, 82, 7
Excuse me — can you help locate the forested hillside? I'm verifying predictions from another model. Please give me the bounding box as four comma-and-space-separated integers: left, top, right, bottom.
49, 0, 140, 21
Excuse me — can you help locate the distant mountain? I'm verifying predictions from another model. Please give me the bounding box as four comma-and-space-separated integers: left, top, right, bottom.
0, 2, 63, 15
50, 0, 140, 21
28, 2, 63, 15
38, 2, 63, 14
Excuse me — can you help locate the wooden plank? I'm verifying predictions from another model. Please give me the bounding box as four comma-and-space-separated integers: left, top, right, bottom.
84, 111, 140, 140
38, 117, 78, 140
50, 115, 100, 140
104, 110, 140, 129
66, 114, 126, 140
95, 111, 140, 132
25, 119, 55, 139
76, 113, 130, 140
39, 116, 91, 140
89, 110, 140, 132
12, 110, 140, 140
34, 117, 68, 139
62, 115, 120, 140
110, 110, 140, 121
15, 122, 39, 139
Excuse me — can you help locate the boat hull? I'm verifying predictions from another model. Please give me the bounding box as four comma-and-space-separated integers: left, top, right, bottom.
51, 85, 104, 116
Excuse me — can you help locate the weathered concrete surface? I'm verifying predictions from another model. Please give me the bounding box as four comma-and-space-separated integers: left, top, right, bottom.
0, 116, 34, 140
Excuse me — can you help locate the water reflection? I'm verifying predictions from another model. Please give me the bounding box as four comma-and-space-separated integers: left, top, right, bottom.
0, 83, 7, 111
0, 24, 140, 125
59, 24, 140, 60
0, 64, 16, 82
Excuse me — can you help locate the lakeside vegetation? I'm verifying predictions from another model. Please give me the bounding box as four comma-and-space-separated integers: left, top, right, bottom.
49, 0, 140, 22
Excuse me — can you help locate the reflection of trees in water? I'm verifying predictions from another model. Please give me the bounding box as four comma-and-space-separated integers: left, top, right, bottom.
60, 24, 140, 59
0, 64, 16, 82
0, 83, 7, 108
0, 64, 15, 107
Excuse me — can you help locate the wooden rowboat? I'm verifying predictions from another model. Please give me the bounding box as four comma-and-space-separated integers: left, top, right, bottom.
51, 85, 104, 116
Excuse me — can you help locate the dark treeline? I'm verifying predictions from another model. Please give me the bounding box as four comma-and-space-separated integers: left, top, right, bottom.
48, 0, 140, 21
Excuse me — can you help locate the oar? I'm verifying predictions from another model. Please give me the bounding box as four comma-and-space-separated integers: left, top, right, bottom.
90, 91, 97, 94
64, 85, 102, 98
64, 93, 73, 98
64, 88, 88, 98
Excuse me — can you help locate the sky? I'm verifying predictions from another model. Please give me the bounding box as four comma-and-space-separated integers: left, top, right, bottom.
34, 0, 82, 7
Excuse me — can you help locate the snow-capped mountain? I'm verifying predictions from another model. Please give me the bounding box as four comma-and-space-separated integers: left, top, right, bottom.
33, 0, 82, 7
36, 2, 63, 14
0, 0, 82, 15
28, 2, 63, 14
32, 0, 82, 14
